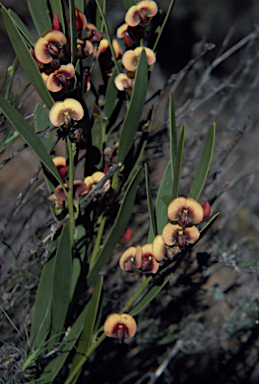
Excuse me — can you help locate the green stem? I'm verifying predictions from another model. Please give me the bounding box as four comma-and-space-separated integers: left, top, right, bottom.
66, 136, 75, 247
121, 275, 152, 313
65, 332, 106, 384
153, 0, 175, 52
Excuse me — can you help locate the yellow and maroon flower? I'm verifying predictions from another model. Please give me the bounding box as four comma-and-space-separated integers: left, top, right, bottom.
68, 7, 87, 32
83, 171, 110, 195
119, 245, 142, 272
114, 72, 134, 91
30, 47, 43, 68
140, 243, 160, 273
34, 30, 67, 64
52, 156, 67, 179
152, 234, 167, 261
104, 313, 137, 341
125, 0, 158, 27
122, 46, 156, 71
46, 63, 75, 92
54, 180, 88, 202
77, 38, 94, 59
49, 98, 84, 128
95, 38, 122, 60
162, 223, 200, 247
167, 197, 204, 225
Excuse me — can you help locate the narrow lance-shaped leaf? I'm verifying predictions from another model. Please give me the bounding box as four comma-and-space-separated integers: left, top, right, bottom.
40, 304, 89, 384
123, 0, 137, 10
145, 163, 156, 242
148, 160, 173, 243
50, 225, 72, 344
169, 92, 177, 181
130, 273, 173, 317
87, 167, 143, 286
68, 0, 77, 65
34, 103, 55, 193
67, 278, 103, 383
27, 0, 52, 36
188, 123, 215, 201
1, 6, 53, 109
172, 124, 185, 199
30, 255, 55, 347
117, 50, 148, 164
74, 0, 84, 12
0, 94, 64, 186
8, 9, 35, 46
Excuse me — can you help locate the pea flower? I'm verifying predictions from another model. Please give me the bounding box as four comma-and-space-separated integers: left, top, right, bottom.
49, 98, 84, 128
168, 197, 204, 225
104, 313, 137, 341
162, 223, 200, 247
125, 0, 158, 27
54, 180, 88, 202
34, 30, 67, 65
117, 23, 134, 47
52, 156, 67, 179
46, 63, 75, 92
83, 171, 110, 194
95, 38, 122, 60
120, 244, 159, 274
119, 245, 142, 272
76, 39, 94, 59
114, 72, 134, 91
122, 47, 156, 71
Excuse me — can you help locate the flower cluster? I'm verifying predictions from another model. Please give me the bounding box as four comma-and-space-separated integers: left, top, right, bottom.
30, 8, 103, 96
119, 197, 210, 275
114, 1, 158, 92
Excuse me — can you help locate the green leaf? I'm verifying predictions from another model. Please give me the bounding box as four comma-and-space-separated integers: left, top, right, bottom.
27, 0, 52, 36
49, 0, 66, 33
8, 9, 35, 46
188, 123, 215, 200
70, 224, 87, 299
87, 167, 143, 286
145, 163, 156, 241
34, 104, 53, 147
130, 273, 172, 317
172, 124, 185, 199
30, 256, 55, 347
169, 92, 177, 181
1, 6, 54, 109
148, 160, 173, 243
103, 62, 122, 138
74, 0, 84, 12
199, 212, 220, 239
68, 278, 103, 383
40, 304, 89, 384
122, 0, 136, 9
0, 94, 63, 186
68, 0, 77, 65
95, 0, 105, 31
50, 225, 72, 343
34, 103, 55, 193
117, 50, 148, 164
